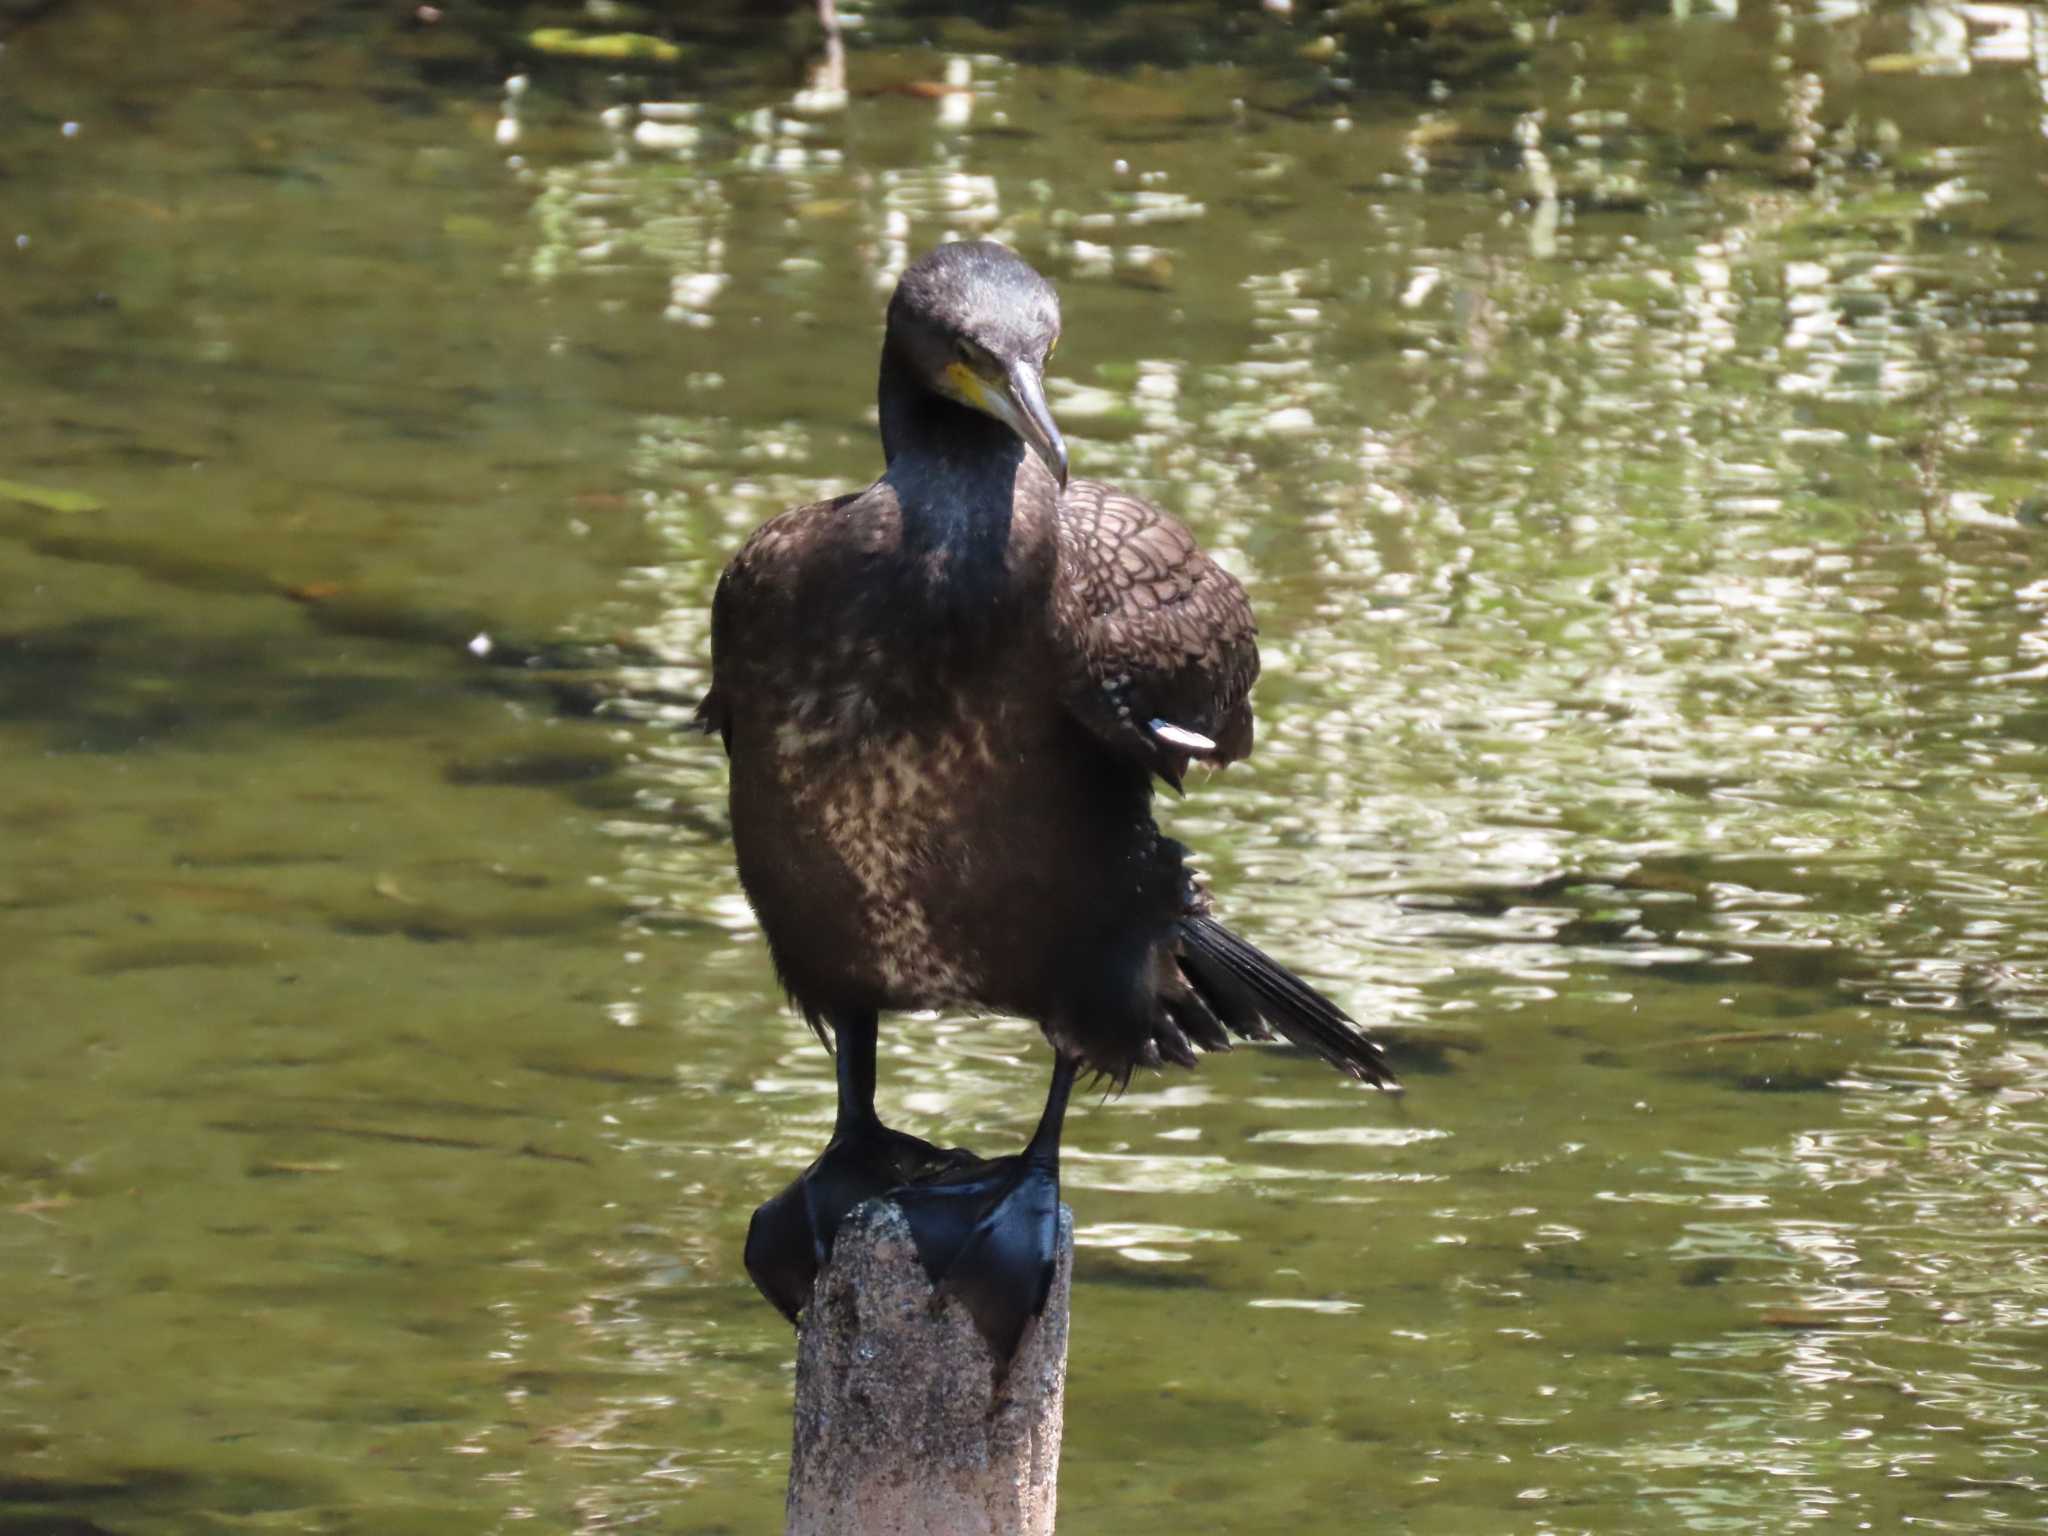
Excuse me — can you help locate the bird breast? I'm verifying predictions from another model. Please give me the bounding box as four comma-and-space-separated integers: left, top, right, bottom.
766, 697, 1002, 1006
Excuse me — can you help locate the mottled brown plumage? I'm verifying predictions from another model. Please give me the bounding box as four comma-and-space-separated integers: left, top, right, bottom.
1051, 479, 1259, 790
698, 241, 1391, 1354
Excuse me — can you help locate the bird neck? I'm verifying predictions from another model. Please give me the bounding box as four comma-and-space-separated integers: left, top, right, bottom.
877, 341, 1040, 609
877, 338, 1027, 478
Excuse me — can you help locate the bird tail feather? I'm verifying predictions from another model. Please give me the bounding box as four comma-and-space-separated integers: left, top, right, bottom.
1177, 915, 1397, 1089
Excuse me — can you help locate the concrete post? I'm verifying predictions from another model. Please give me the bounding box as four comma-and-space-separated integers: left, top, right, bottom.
785, 1199, 1073, 1536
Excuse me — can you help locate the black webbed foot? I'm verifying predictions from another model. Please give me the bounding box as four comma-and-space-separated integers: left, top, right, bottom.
892, 1151, 1061, 1365
893, 1051, 1080, 1365
747, 1025, 1080, 1366
745, 1119, 977, 1324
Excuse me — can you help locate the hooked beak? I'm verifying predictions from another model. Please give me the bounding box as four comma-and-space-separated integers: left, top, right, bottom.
999, 358, 1069, 489
945, 357, 1070, 488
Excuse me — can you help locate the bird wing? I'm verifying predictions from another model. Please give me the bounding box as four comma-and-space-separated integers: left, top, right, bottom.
1050, 479, 1260, 790
693, 492, 864, 753
691, 572, 739, 752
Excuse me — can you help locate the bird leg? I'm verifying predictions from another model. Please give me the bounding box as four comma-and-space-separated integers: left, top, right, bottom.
892, 1051, 1078, 1367
744, 1009, 977, 1324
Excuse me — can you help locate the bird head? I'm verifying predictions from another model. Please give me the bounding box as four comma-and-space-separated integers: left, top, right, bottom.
886, 241, 1069, 488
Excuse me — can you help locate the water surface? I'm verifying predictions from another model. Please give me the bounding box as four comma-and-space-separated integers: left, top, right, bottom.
4, 2, 2048, 1531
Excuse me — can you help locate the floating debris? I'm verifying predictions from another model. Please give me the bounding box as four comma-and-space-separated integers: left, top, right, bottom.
525, 28, 683, 65
0, 477, 103, 514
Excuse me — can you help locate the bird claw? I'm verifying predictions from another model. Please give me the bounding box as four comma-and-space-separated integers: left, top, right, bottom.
893, 1153, 1061, 1367
745, 1121, 978, 1324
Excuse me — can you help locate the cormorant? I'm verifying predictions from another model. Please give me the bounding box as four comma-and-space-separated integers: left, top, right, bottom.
697, 240, 1395, 1362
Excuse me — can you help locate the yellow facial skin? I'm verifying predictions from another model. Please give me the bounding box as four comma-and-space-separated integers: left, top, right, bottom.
939, 351, 1069, 487
942, 359, 991, 412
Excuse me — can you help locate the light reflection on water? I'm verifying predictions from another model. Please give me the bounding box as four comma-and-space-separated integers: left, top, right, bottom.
1, 0, 2047, 1532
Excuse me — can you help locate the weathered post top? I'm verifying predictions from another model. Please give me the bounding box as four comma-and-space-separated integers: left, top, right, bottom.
785, 1199, 1074, 1536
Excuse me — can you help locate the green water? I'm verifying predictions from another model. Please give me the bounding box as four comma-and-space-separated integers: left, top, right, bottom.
4, 1, 2047, 1531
